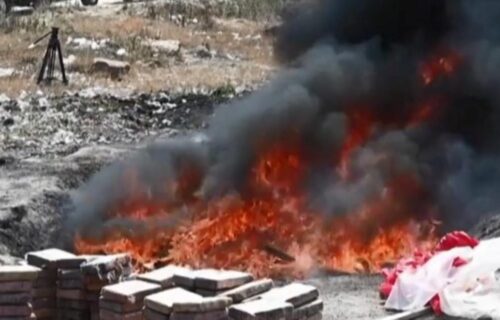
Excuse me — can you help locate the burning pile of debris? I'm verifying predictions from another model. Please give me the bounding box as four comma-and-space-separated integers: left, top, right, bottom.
0, 248, 323, 319
67, 0, 500, 280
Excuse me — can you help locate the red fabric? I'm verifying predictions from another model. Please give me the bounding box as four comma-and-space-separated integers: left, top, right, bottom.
435, 231, 479, 252
379, 231, 479, 313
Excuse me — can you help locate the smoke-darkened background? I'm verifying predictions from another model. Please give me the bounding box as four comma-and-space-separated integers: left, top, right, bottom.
68, 0, 500, 243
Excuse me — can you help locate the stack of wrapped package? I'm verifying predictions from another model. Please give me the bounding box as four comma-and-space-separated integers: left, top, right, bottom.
0, 265, 40, 319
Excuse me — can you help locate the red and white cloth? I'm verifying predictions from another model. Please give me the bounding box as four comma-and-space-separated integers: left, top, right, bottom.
380, 231, 500, 319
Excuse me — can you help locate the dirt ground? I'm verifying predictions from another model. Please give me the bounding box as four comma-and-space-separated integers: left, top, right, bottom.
0, 0, 279, 97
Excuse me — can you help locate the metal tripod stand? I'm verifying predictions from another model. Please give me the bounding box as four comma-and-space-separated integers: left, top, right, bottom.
34, 27, 68, 85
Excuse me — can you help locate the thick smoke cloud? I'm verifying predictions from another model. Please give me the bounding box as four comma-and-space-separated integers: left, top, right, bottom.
69, 0, 500, 241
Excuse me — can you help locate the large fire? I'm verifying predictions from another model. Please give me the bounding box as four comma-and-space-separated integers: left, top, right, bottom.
75, 52, 460, 278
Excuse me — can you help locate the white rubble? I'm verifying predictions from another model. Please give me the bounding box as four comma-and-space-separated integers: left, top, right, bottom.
0, 67, 15, 78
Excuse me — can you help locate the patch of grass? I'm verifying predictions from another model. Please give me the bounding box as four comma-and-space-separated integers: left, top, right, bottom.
139, 0, 295, 23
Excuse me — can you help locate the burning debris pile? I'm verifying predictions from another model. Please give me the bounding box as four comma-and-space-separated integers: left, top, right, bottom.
69, 0, 500, 277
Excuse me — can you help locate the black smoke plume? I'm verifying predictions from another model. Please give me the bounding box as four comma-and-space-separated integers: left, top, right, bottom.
68, 0, 500, 243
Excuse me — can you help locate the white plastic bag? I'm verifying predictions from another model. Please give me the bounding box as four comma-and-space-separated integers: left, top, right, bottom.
440, 238, 500, 320
385, 247, 472, 311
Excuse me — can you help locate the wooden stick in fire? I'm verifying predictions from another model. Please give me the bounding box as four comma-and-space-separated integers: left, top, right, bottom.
262, 243, 295, 262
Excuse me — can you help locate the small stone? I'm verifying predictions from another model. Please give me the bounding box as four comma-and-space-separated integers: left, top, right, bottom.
26, 249, 85, 269
92, 58, 131, 79
194, 269, 253, 290
138, 265, 191, 288
101, 280, 161, 304
0, 265, 40, 282
291, 299, 323, 320
3, 118, 14, 126
219, 279, 273, 303
228, 299, 293, 320
147, 40, 180, 54
0, 67, 15, 78
144, 287, 202, 315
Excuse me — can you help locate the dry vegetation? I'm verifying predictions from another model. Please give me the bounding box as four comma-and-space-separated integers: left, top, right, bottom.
0, 0, 287, 97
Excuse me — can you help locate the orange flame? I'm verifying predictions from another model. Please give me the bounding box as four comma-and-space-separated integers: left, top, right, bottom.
75, 51, 464, 278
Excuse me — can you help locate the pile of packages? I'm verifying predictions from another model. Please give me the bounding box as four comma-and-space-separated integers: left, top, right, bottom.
380, 231, 500, 319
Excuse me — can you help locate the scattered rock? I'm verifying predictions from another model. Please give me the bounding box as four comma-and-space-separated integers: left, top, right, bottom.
9, 6, 34, 15
146, 40, 181, 55
116, 48, 128, 57
92, 58, 131, 79
0, 68, 15, 78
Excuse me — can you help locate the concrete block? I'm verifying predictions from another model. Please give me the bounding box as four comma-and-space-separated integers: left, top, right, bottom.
0, 265, 40, 282
99, 309, 142, 320
31, 297, 56, 309
26, 249, 85, 270
172, 269, 197, 288
291, 299, 323, 320
138, 265, 191, 288
0, 305, 32, 316
36, 269, 57, 280
34, 277, 56, 288
58, 279, 84, 290
171, 310, 228, 320
172, 296, 232, 313
57, 308, 89, 320
144, 307, 169, 320
144, 287, 202, 315
57, 289, 86, 300
32, 287, 56, 298
58, 269, 83, 281
228, 299, 293, 320
0, 281, 32, 293
0, 292, 31, 304
194, 269, 253, 290
100, 298, 143, 313
101, 280, 161, 304
80, 254, 132, 280
32, 308, 56, 319
259, 283, 319, 307
220, 279, 273, 303
58, 298, 90, 310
